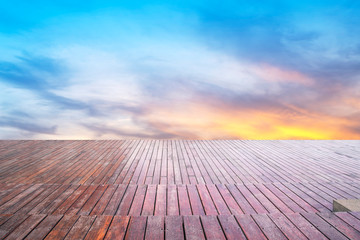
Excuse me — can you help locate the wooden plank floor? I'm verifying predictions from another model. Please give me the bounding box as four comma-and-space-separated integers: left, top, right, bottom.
0, 140, 359, 239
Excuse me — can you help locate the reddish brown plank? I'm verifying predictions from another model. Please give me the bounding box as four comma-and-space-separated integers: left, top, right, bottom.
44, 215, 80, 240
4, 214, 45, 240
25, 215, 63, 240
251, 214, 287, 240
187, 185, 205, 215
200, 215, 226, 240
142, 185, 157, 215
128, 185, 147, 216
301, 212, 348, 240
40, 185, 80, 215
184, 216, 205, 240
103, 184, 127, 216
165, 216, 184, 240
90, 184, 117, 215
79, 185, 108, 215
206, 185, 231, 215
0, 214, 29, 239
318, 212, 360, 240
124, 216, 147, 240
335, 212, 360, 232
155, 185, 167, 216
226, 184, 256, 214
145, 216, 165, 240
236, 184, 268, 214
65, 185, 98, 215
216, 184, 243, 215
178, 185, 192, 215
268, 212, 307, 240
218, 215, 246, 240
105, 216, 129, 240
116, 185, 138, 215
52, 185, 87, 215
235, 215, 267, 240
64, 215, 96, 240
167, 185, 179, 215
84, 215, 113, 240
286, 213, 327, 240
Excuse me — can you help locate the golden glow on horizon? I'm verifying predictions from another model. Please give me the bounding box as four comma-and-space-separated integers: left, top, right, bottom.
141, 100, 360, 140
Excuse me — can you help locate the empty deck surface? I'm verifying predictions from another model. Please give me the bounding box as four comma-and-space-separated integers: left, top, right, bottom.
0, 140, 359, 239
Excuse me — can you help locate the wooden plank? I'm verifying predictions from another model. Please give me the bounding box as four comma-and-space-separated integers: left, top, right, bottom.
286, 213, 327, 240
317, 212, 360, 240
251, 214, 287, 240
105, 216, 129, 240
184, 216, 205, 240
30, 185, 73, 214
44, 215, 80, 240
272, 182, 318, 213
116, 185, 137, 215
90, 184, 117, 215
142, 184, 157, 215
178, 184, 192, 215
165, 216, 184, 240
226, 184, 256, 214
218, 215, 247, 240
335, 212, 360, 232
25, 215, 63, 240
0, 184, 42, 214
0, 184, 29, 207
124, 216, 147, 240
235, 215, 267, 240
255, 183, 293, 214
4, 214, 45, 240
0, 214, 29, 239
279, 182, 330, 212
145, 216, 165, 240
167, 185, 179, 215
197, 184, 218, 215
64, 215, 96, 240
264, 183, 306, 213
246, 184, 279, 213
129, 185, 147, 216
65, 185, 98, 215
268, 213, 307, 240
103, 184, 127, 216
0, 214, 12, 226
216, 184, 243, 215
15, 185, 60, 215
206, 185, 231, 215
200, 215, 226, 240
187, 185, 205, 215
301, 212, 348, 240
236, 184, 268, 214
79, 184, 108, 215
52, 185, 87, 215
148, 141, 161, 184
84, 215, 113, 240
155, 185, 167, 216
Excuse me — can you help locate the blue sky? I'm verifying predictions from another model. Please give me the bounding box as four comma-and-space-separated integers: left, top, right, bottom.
1, 1, 360, 139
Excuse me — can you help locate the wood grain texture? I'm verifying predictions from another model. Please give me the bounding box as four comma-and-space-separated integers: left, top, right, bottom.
0, 140, 359, 239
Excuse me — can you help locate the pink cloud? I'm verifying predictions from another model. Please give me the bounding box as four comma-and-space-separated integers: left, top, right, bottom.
253, 63, 314, 86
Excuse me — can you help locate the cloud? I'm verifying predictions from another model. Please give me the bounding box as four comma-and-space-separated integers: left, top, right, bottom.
1, 2, 360, 139
0, 117, 57, 135
82, 123, 177, 139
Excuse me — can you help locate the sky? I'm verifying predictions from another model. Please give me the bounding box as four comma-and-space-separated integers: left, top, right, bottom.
1, 0, 360, 139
